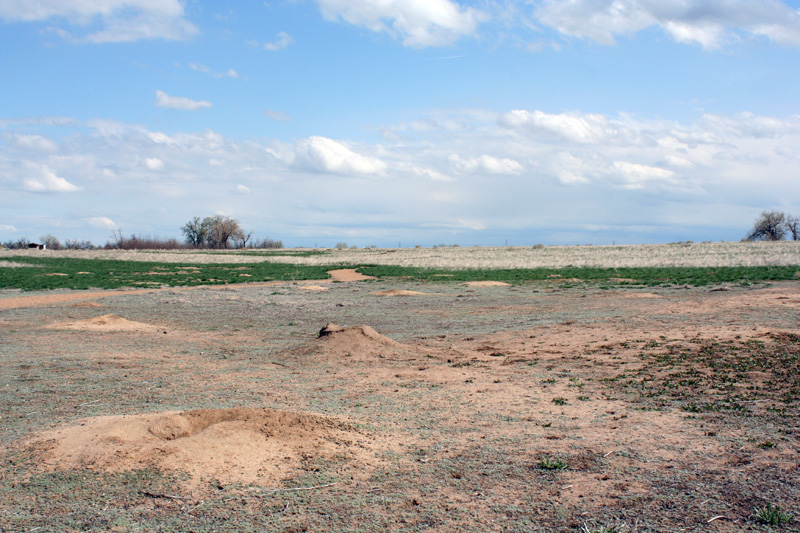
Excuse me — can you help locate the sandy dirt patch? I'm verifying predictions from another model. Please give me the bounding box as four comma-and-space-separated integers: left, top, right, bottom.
28, 408, 385, 488
49, 314, 160, 332
327, 269, 375, 282
371, 289, 427, 296
300, 285, 329, 291
460, 281, 510, 287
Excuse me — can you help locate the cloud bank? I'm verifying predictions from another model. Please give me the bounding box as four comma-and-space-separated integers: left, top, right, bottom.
2, 108, 799, 244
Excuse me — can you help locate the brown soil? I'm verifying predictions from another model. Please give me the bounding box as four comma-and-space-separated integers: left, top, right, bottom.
371, 289, 427, 296
29, 408, 387, 489
2, 278, 799, 531
49, 314, 159, 332
327, 268, 375, 281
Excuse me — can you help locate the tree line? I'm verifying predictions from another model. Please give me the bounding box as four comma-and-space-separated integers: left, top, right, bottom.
1, 216, 282, 250
745, 210, 800, 241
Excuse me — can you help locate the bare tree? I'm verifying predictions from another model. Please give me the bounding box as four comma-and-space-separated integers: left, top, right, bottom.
39, 234, 61, 250
786, 214, 800, 241
181, 216, 209, 247
746, 210, 787, 241
204, 215, 243, 249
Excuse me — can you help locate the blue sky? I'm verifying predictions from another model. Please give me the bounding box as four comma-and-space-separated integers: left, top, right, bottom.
2, 0, 800, 247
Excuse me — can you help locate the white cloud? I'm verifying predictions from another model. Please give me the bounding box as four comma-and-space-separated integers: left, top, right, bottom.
0, 0, 198, 43
155, 90, 212, 111
265, 110, 292, 122
316, 0, 487, 47
0, 224, 18, 232
3, 109, 800, 245
293, 136, 387, 175
263, 31, 293, 51
144, 157, 164, 170
21, 163, 79, 192
535, 0, 800, 49
499, 109, 617, 144
87, 216, 117, 229
449, 154, 523, 175
189, 63, 239, 78
612, 161, 676, 190
7, 133, 58, 151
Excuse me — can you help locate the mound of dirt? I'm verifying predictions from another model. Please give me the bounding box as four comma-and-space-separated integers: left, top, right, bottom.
49, 314, 157, 332
461, 281, 510, 287
311, 323, 403, 359
371, 289, 426, 296
300, 285, 329, 291
28, 408, 383, 488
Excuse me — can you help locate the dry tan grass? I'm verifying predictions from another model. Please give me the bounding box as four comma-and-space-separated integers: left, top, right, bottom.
3, 241, 800, 269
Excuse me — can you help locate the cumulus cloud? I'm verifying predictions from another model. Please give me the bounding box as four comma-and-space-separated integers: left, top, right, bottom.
316, 0, 487, 47
263, 31, 293, 50
144, 157, 164, 170
21, 163, 79, 192
449, 154, 523, 175
235, 184, 251, 194
499, 109, 618, 144
0, 224, 18, 232
87, 216, 117, 229
293, 136, 387, 175
535, 0, 800, 49
0, 0, 198, 43
612, 161, 676, 189
155, 90, 212, 111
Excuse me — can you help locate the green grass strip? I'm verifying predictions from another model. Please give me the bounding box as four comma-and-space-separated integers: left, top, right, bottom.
358, 264, 800, 287
0, 257, 335, 291
1, 257, 798, 291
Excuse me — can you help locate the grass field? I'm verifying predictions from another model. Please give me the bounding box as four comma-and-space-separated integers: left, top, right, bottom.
2, 242, 800, 291
1, 244, 798, 531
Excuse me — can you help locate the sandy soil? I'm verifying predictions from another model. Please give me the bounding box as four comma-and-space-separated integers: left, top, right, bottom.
1, 277, 798, 531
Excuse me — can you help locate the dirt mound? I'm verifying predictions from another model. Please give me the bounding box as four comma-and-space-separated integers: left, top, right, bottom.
50, 314, 158, 332
461, 281, 510, 287
309, 323, 404, 359
28, 408, 382, 488
300, 285, 329, 291
371, 289, 426, 296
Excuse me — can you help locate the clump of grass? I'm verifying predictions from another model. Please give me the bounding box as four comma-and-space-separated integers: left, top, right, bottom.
753, 503, 794, 525
580, 525, 627, 533
758, 439, 777, 449
552, 397, 568, 405
538, 457, 567, 470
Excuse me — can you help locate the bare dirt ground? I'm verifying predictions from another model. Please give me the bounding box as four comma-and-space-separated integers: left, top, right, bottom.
1, 276, 798, 532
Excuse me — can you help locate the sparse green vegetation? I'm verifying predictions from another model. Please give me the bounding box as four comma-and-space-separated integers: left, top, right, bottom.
539, 457, 567, 470
753, 502, 794, 526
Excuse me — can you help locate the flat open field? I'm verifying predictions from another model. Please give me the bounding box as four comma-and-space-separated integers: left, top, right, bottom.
1, 246, 798, 532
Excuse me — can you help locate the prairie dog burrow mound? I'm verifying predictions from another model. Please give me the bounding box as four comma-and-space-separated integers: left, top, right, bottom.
305, 323, 406, 361
25, 407, 386, 489
318, 323, 400, 347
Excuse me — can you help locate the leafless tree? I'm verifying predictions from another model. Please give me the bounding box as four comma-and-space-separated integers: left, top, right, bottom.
39, 234, 61, 250
785, 214, 800, 240
181, 217, 209, 247
204, 215, 244, 249
746, 210, 787, 241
